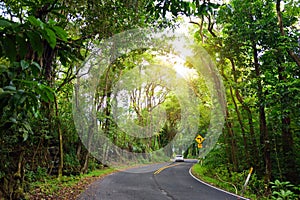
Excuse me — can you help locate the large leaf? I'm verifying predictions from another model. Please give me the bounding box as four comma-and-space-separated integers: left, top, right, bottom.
37, 84, 55, 102
16, 33, 28, 59
30, 61, 42, 76
20, 60, 29, 70
52, 26, 68, 42
3, 85, 16, 91
27, 16, 43, 28
0, 19, 12, 28
44, 28, 57, 49
26, 31, 43, 57
31, 61, 41, 71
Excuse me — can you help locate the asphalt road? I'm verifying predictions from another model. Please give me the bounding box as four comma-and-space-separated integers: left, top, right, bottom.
78, 161, 248, 200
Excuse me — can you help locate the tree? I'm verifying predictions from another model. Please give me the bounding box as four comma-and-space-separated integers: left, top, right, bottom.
216, 0, 300, 193
0, 0, 156, 198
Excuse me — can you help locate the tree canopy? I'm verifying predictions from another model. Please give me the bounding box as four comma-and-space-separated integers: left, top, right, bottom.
0, 0, 299, 199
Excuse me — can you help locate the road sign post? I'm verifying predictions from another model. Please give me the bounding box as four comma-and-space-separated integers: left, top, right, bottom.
241, 167, 253, 195
195, 134, 205, 158
195, 135, 204, 149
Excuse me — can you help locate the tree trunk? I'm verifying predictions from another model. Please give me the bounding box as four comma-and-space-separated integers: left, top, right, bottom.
278, 63, 297, 183
252, 43, 271, 194
225, 108, 239, 171
221, 63, 250, 168
76, 142, 82, 161
229, 58, 258, 168
81, 152, 90, 174
276, 0, 300, 67
55, 97, 63, 179
229, 86, 250, 166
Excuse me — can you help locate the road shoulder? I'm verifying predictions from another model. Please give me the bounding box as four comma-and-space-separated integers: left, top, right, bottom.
189, 165, 250, 200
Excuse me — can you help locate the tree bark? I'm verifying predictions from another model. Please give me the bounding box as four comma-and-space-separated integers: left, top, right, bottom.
278, 62, 297, 183
229, 58, 258, 168
229, 86, 250, 166
55, 97, 63, 179
81, 152, 90, 174
225, 108, 239, 171
76, 142, 82, 161
221, 63, 250, 167
252, 42, 271, 194
276, 0, 300, 67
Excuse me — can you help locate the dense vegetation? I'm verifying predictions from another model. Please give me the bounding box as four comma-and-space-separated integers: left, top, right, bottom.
0, 0, 299, 199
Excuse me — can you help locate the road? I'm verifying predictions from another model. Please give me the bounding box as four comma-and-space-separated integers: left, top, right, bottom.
78, 161, 248, 200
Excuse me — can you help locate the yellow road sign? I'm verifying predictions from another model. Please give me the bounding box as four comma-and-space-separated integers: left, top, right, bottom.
195, 135, 204, 144
197, 143, 203, 148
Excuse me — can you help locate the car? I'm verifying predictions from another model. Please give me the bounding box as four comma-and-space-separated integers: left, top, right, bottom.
174, 155, 184, 162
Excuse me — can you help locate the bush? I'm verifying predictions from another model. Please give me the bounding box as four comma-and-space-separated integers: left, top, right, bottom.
271, 180, 300, 200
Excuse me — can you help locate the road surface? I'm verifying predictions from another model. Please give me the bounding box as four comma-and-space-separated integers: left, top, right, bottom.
78, 161, 248, 200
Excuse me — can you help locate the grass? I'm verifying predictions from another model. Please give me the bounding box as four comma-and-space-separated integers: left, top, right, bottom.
191, 164, 262, 200
81, 168, 115, 178
192, 164, 233, 191
27, 168, 115, 199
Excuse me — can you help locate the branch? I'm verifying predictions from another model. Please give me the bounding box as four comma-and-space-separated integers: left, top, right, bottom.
215, 173, 238, 194
189, 21, 200, 27
189, 15, 205, 43
34, 0, 58, 19
207, 14, 217, 38
56, 64, 80, 93
276, 0, 300, 67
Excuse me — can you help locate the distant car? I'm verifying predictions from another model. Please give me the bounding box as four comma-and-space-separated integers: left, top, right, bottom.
174, 155, 184, 162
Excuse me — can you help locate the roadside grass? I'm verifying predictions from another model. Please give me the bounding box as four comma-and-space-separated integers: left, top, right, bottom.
191, 164, 263, 200
192, 164, 232, 191
26, 168, 115, 200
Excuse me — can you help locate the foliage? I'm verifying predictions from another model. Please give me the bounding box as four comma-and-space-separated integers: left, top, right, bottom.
27, 168, 115, 199
270, 180, 300, 200
192, 163, 265, 200
0, 0, 155, 198
205, 0, 300, 194
0, 0, 299, 199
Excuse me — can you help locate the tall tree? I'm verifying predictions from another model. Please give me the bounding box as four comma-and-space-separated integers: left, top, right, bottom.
0, 0, 157, 198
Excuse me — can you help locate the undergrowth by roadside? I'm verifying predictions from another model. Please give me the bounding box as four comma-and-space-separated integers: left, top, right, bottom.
191, 164, 263, 200
26, 168, 115, 200
191, 163, 300, 200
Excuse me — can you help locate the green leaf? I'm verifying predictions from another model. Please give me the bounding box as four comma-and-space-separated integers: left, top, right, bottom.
20, 60, 29, 70
44, 28, 57, 49
37, 84, 54, 102
27, 92, 39, 108
48, 19, 56, 26
52, 26, 68, 41
4, 85, 16, 91
30, 61, 42, 76
27, 16, 43, 28
18, 94, 27, 104
23, 132, 28, 141
23, 122, 33, 134
42, 85, 55, 102
45, 87, 55, 102
9, 117, 17, 123
0, 19, 12, 28
16, 34, 28, 58
31, 61, 41, 71
26, 31, 43, 57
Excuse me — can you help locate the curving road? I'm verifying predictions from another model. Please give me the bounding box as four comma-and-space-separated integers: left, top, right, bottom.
78, 161, 249, 200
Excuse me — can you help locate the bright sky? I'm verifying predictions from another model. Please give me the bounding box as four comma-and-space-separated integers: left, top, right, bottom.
155, 53, 197, 80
